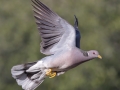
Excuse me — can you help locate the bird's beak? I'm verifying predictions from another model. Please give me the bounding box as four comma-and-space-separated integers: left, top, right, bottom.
98, 55, 102, 59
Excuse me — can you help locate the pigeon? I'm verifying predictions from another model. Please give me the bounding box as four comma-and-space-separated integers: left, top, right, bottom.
11, 0, 102, 90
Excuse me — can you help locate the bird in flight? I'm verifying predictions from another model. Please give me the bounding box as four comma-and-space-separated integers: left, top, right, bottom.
11, 0, 102, 90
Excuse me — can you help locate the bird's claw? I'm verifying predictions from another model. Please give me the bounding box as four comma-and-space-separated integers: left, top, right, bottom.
46, 69, 56, 78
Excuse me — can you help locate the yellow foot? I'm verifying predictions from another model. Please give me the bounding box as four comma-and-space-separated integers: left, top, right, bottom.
46, 69, 52, 76
49, 72, 56, 78
46, 69, 57, 78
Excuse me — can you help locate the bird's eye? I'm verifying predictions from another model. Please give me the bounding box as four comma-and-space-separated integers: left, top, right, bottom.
93, 52, 95, 54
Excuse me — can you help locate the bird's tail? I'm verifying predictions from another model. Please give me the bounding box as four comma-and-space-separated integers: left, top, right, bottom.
11, 61, 46, 90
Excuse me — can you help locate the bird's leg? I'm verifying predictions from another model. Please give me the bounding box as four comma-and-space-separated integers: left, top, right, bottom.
46, 69, 52, 75
46, 69, 57, 78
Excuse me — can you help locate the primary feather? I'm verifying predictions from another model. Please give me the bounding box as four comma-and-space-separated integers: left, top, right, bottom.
74, 15, 81, 48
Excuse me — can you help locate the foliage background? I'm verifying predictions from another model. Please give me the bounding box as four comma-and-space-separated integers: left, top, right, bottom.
0, 0, 120, 90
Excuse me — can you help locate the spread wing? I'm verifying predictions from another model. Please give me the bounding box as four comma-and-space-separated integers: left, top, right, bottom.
31, 0, 76, 55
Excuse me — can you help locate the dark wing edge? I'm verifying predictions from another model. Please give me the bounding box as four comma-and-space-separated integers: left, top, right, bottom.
31, 0, 64, 55
74, 15, 81, 48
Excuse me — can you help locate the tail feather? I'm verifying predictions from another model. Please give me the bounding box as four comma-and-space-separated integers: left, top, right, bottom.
31, 72, 42, 80
11, 62, 46, 90
16, 74, 27, 86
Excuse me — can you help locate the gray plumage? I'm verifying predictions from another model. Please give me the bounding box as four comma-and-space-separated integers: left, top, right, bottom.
11, 0, 102, 90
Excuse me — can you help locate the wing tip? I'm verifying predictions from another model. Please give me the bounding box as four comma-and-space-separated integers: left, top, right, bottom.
74, 15, 78, 27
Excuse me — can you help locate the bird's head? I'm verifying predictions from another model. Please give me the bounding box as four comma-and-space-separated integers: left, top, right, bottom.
87, 50, 102, 59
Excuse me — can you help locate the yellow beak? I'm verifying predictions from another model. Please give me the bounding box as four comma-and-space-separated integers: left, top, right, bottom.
98, 55, 102, 59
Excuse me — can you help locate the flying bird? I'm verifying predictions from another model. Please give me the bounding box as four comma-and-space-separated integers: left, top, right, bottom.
11, 0, 102, 90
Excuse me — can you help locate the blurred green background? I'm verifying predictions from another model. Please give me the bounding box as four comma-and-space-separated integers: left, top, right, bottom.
0, 0, 120, 90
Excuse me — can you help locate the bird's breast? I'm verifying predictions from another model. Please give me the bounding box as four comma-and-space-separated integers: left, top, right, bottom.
58, 48, 82, 70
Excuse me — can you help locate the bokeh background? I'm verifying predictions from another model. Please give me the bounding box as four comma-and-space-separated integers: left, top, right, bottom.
0, 0, 120, 90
